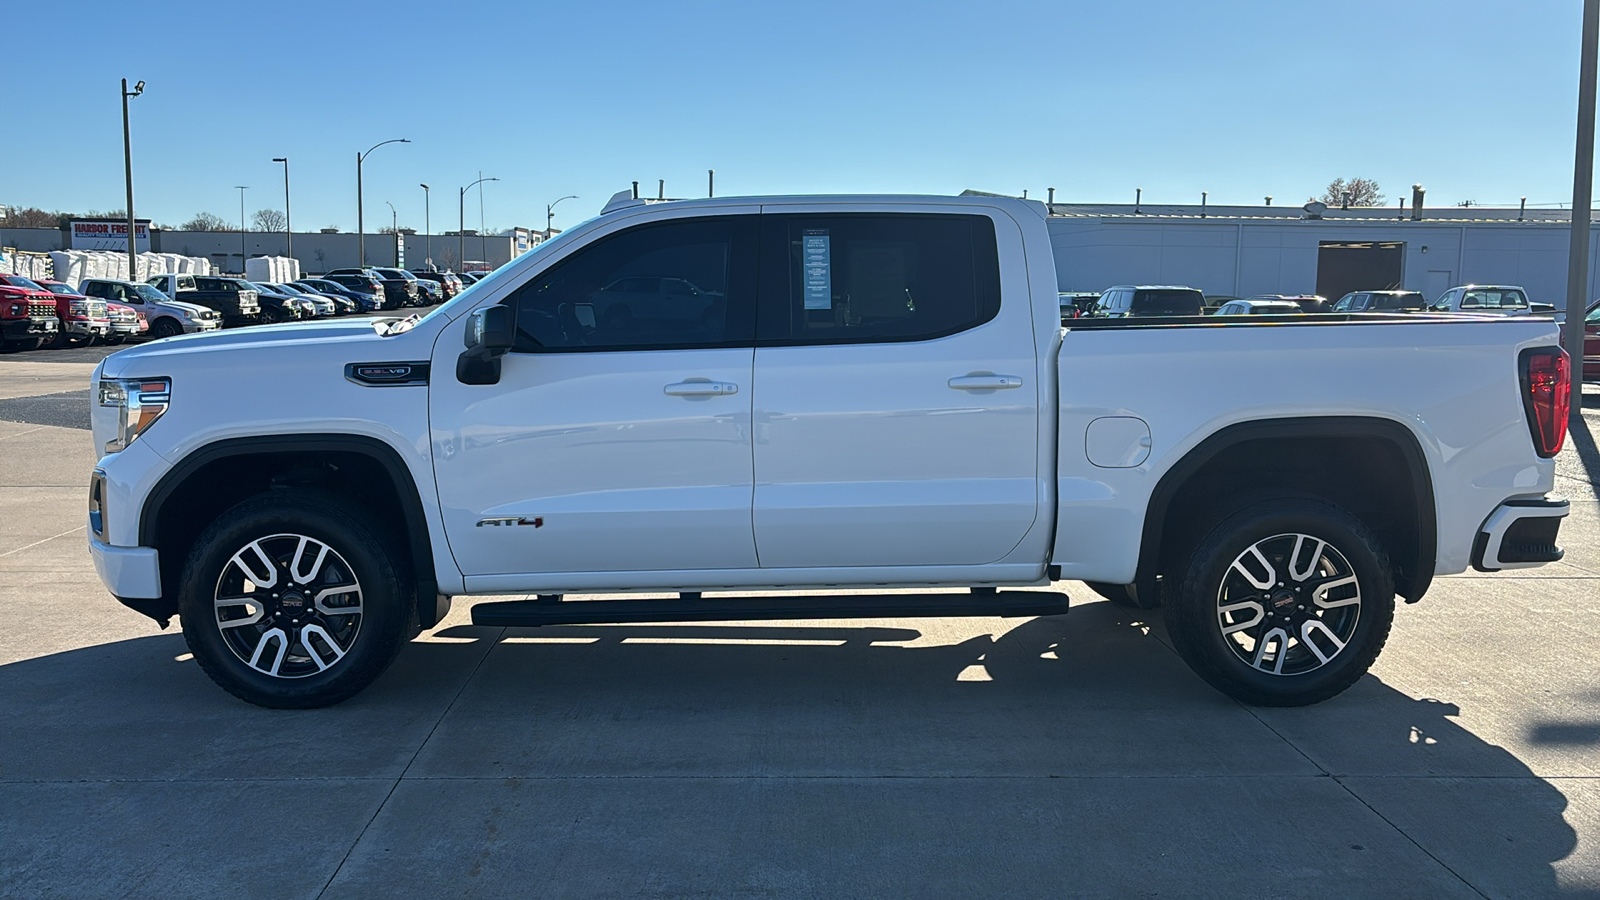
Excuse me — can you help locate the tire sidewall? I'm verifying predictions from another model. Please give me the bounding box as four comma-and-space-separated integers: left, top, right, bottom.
178, 496, 408, 708
1167, 500, 1395, 706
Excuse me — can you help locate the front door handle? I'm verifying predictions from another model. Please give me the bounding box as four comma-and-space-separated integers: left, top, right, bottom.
948, 375, 1023, 391
664, 381, 739, 397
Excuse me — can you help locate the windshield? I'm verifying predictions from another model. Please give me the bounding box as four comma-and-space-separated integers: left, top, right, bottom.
48, 283, 84, 296
239, 281, 269, 293
1131, 289, 1203, 316
133, 284, 167, 303
1, 276, 45, 291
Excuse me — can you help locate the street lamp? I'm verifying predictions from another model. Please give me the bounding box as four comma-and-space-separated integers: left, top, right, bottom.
459, 176, 498, 274
121, 79, 144, 278
235, 186, 248, 275
357, 138, 409, 268
546, 195, 578, 239
272, 157, 291, 260
385, 200, 398, 266
420, 184, 431, 270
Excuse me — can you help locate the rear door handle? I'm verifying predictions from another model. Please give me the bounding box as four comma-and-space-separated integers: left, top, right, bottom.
664, 381, 739, 396
948, 375, 1023, 391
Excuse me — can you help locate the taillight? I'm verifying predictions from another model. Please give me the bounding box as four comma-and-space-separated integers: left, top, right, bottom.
1520, 347, 1570, 458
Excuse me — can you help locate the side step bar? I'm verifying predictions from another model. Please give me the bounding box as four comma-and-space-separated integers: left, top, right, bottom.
470, 590, 1071, 628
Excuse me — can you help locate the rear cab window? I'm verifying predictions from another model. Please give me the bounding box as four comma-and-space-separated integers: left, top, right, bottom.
1461, 288, 1528, 309
1130, 289, 1203, 316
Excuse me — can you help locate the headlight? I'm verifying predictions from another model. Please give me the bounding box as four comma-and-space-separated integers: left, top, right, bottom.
97, 377, 171, 454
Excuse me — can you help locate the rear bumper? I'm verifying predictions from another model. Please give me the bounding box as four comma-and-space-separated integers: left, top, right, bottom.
89, 537, 163, 600
1472, 498, 1569, 571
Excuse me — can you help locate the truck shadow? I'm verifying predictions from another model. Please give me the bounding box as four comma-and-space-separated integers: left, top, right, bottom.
0, 601, 1582, 897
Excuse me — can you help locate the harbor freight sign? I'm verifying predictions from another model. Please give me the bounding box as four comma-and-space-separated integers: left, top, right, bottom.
71, 219, 151, 252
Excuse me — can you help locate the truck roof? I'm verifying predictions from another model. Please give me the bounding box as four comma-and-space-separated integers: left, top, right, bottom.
599, 191, 1046, 217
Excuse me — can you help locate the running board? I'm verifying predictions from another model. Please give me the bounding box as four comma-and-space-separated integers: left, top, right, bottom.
470, 590, 1071, 628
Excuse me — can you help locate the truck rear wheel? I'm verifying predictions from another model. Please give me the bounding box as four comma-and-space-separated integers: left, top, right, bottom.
1163, 498, 1394, 707
177, 492, 411, 708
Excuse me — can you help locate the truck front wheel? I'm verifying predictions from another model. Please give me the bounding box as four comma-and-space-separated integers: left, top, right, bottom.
1163, 499, 1394, 707
177, 492, 412, 708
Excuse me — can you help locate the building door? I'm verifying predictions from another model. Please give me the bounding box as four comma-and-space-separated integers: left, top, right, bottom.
1423, 269, 1455, 305
1315, 241, 1405, 302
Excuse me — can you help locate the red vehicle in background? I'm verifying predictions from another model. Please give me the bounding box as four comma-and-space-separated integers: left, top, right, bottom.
105, 302, 148, 345
1585, 299, 1599, 382
29, 278, 111, 346
0, 274, 61, 351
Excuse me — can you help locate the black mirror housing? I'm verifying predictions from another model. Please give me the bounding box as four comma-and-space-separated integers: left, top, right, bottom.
458, 305, 517, 385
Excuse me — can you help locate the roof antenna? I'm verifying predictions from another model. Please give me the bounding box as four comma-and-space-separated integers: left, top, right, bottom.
1135, 187, 1142, 214
1519, 196, 1527, 221
658, 179, 664, 200
709, 169, 715, 198
631, 181, 639, 200
1047, 187, 1056, 205
1201, 191, 1207, 218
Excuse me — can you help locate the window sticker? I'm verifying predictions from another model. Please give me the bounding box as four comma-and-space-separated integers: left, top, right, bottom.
802, 228, 831, 310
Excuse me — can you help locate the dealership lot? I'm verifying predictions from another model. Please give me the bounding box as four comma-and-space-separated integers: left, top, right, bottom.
2, 354, 1598, 898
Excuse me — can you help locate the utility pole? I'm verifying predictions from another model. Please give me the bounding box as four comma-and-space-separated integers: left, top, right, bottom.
357, 138, 409, 269
235, 186, 248, 274
420, 184, 431, 270
121, 79, 144, 278
460, 176, 498, 274
272, 157, 291, 260
1566, 0, 1599, 424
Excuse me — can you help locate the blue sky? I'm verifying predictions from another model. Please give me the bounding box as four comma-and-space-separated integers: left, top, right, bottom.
2, 0, 1588, 233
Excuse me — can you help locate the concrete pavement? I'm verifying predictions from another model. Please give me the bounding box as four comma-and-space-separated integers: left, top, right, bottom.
2, 363, 1598, 898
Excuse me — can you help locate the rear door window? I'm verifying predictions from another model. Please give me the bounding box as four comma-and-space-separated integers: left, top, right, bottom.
757, 213, 1000, 344
1131, 289, 1203, 316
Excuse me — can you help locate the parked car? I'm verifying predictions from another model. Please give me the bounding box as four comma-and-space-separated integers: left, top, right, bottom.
146, 274, 262, 327
104, 302, 148, 345
0, 275, 60, 351
81, 279, 222, 338
414, 278, 444, 304
88, 193, 1570, 711
1331, 291, 1428, 312
1058, 292, 1099, 320
321, 272, 390, 310
1585, 299, 1600, 382
371, 267, 424, 307
411, 269, 464, 300
1092, 284, 1205, 317
244, 282, 312, 323
1214, 298, 1303, 316
1250, 294, 1330, 313
294, 279, 380, 313
1430, 284, 1561, 321
4, 273, 112, 347
273, 282, 355, 316
456, 271, 483, 285
264, 283, 337, 317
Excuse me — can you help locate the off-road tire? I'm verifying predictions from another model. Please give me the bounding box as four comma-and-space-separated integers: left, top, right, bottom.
1163, 498, 1394, 707
177, 491, 410, 708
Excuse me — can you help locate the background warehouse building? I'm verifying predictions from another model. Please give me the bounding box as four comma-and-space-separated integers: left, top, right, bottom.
1013, 193, 1600, 305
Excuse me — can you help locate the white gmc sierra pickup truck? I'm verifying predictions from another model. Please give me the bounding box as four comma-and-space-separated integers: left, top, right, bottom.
87, 194, 1573, 709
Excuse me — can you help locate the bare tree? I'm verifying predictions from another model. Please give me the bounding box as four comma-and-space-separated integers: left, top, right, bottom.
379, 225, 401, 235
180, 212, 231, 231
1, 206, 71, 228
251, 209, 287, 232
1320, 178, 1384, 207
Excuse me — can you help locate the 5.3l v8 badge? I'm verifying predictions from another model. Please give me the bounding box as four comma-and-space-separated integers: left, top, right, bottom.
476, 517, 544, 528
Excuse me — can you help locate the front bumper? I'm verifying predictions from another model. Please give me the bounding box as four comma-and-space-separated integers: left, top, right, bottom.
109, 321, 141, 336
2, 317, 57, 340
183, 320, 221, 333
90, 537, 163, 600
1472, 497, 1570, 571
65, 319, 111, 338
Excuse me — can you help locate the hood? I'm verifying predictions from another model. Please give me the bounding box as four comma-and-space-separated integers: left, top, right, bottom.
162, 299, 215, 317
99, 319, 403, 378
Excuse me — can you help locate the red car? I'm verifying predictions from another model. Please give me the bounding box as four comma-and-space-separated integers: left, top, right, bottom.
0, 274, 62, 351
1586, 300, 1599, 382
105, 302, 149, 345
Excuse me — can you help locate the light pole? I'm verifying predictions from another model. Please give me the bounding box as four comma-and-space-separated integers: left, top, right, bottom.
121, 79, 144, 278
459, 176, 498, 274
546, 194, 578, 239
357, 138, 409, 268
420, 184, 432, 270
235, 186, 248, 274
385, 200, 398, 266
272, 157, 291, 260
1566, 0, 1599, 423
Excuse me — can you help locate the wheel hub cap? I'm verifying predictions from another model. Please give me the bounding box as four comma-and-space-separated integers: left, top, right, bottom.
1214, 532, 1362, 677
